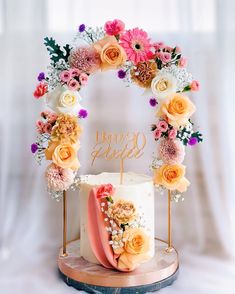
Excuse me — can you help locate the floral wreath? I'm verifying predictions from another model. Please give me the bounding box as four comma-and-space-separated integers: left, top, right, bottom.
31, 19, 203, 200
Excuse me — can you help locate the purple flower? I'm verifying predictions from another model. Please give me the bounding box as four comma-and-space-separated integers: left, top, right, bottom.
117, 69, 126, 79
149, 98, 158, 107
188, 137, 198, 146
78, 109, 88, 119
31, 143, 38, 153
78, 24, 86, 33
37, 72, 45, 81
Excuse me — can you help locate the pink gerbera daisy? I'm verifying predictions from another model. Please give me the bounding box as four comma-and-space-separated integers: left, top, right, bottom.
120, 28, 152, 64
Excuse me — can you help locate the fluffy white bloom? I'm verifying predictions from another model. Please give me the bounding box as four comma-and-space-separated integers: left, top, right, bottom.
46, 86, 83, 115
151, 73, 177, 100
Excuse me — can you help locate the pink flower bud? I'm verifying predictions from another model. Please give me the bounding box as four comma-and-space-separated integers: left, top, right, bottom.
191, 80, 200, 91
179, 57, 187, 68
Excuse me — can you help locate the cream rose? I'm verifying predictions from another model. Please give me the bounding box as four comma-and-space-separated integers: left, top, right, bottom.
46, 86, 84, 115
158, 93, 196, 128
151, 73, 177, 99
153, 164, 190, 192
94, 35, 126, 70
108, 199, 136, 226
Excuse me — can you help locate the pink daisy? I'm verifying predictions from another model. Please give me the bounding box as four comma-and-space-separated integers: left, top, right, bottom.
120, 28, 152, 64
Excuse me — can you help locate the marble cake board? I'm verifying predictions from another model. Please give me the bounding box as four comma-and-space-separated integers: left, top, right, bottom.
58, 238, 179, 293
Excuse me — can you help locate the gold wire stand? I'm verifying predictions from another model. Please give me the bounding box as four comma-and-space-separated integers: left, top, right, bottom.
165, 189, 173, 253
61, 190, 68, 257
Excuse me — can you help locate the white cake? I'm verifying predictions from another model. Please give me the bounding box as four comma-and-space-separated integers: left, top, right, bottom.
79, 172, 155, 265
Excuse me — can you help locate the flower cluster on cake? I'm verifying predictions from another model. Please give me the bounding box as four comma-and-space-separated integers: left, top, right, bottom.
31, 19, 203, 272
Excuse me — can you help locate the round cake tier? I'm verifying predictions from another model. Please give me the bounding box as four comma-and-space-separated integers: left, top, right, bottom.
79, 172, 155, 265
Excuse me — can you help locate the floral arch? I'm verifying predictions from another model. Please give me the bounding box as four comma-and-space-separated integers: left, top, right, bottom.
31, 19, 203, 200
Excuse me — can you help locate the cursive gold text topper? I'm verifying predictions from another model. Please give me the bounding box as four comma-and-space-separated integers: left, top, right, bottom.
91, 131, 146, 166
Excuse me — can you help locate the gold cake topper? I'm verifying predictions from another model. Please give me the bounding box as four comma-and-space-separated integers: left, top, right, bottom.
91, 131, 146, 184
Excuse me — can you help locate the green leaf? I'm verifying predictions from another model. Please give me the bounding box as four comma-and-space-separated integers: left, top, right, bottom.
120, 223, 128, 231
106, 196, 114, 203
191, 131, 203, 143
182, 85, 191, 92
183, 139, 188, 145
156, 58, 162, 70
44, 37, 71, 64
151, 124, 157, 131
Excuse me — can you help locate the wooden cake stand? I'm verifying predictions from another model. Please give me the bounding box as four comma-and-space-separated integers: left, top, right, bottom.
58, 238, 179, 293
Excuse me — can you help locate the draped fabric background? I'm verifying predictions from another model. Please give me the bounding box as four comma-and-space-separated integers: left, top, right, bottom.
1, 0, 235, 293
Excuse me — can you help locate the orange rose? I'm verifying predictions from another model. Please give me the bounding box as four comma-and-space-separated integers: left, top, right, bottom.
94, 35, 126, 70
158, 93, 196, 128
117, 228, 150, 271
45, 141, 80, 171
153, 164, 190, 192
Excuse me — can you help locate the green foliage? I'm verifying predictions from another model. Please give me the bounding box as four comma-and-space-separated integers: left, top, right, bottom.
106, 196, 114, 203
191, 131, 203, 142
120, 223, 128, 231
156, 58, 162, 70
44, 37, 71, 64
151, 124, 157, 131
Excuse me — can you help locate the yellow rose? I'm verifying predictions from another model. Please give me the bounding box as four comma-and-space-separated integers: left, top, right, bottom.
108, 199, 136, 226
117, 228, 150, 271
45, 141, 80, 171
153, 164, 190, 192
94, 35, 126, 70
158, 93, 196, 128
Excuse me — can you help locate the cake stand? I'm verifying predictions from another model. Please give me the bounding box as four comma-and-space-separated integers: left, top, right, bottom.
58, 238, 179, 293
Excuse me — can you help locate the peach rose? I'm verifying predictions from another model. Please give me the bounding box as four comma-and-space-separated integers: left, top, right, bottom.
108, 199, 136, 226
52, 143, 80, 170
45, 141, 80, 171
158, 93, 196, 128
117, 228, 150, 271
94, 36, 126, 70
153, 164, 190, 192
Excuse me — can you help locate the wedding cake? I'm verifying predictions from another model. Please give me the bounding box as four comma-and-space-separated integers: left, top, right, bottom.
79, 172, 155, 271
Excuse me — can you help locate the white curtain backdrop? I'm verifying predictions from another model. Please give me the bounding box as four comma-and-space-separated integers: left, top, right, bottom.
1, 0, 235, 293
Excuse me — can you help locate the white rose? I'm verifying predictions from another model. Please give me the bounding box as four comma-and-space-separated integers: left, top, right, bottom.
46, 86, 83, 115
151, 73, 177, 100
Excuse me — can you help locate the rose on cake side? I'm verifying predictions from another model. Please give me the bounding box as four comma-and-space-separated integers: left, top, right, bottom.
108, 199, 136, 226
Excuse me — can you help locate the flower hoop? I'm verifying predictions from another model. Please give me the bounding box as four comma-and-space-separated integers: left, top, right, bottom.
31, 19, 203, 200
